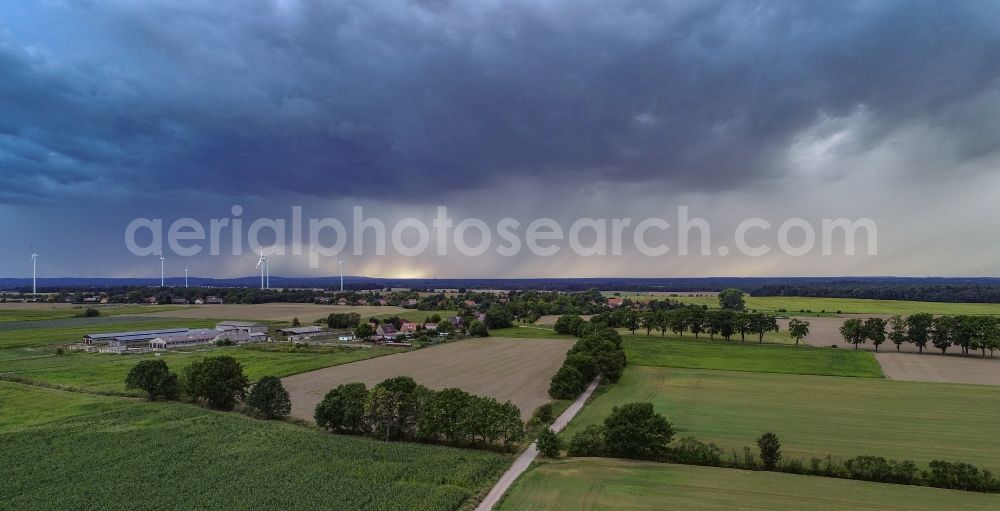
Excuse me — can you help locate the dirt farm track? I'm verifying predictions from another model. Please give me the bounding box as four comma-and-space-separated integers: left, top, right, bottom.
282, 337, 575, 421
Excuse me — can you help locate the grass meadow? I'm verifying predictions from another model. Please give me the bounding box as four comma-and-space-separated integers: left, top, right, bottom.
0, 344, 398, 395
0, 316, 220, 349
623, 335, 883, 377
562, 366, 1000, 473
662, 295, 1000, 315
498, 458, 1000, 511
0, 381, 508, 510
0, 304, 190, 323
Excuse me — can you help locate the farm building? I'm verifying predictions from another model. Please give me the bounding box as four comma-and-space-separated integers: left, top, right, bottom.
606, 297, 624, 308
423, 323, 438, 331
215, 321, 267, 333
205, 296, 224, 304
84, 328, 191, 345
399, 322, 420, 334
376, 323, 398, 337
277, 326, 326, 342
338, 333, 355, 341
148, 329, 223, 349
149, 329, 268, 349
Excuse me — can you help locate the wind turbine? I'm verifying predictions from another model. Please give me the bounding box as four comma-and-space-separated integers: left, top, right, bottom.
184, 266, 189, 288
256, 250, 268, 290
339, 259, 344, 292
29, 245, 38, 298
159, 253, 166, 287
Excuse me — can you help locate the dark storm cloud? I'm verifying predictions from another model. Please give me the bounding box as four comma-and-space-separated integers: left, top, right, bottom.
2, 0, 1000, 205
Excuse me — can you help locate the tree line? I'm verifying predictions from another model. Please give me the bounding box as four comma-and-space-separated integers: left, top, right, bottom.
840, 314, 1000, 356
556, 308, 792, 344
314, 376, 524, 450
548, 326, 627, 400
125, 357, 291, 419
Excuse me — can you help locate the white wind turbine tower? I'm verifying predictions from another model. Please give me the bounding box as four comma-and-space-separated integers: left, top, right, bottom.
256, 250, 271, 290
30, 245, 38, 298
159, 253, 166, 287
339, 259, 344, 292
184, 266, 189, 288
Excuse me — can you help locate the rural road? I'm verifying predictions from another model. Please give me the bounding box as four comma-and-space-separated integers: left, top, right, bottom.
475, 375, 603, 511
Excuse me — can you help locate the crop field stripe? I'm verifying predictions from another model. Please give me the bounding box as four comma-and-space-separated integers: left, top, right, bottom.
497, 458, 1000, 510
0, 381, 509, 510
561, 366, 1000, 473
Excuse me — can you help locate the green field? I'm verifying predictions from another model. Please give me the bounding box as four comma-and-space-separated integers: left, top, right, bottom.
563, 366, 1000, 472
489, 325, 576, 339
665, 295, 1000, 316
372, 309, 458, 322
0, 316, 220, 349
623, 336, 883, 377
0, 344, 397, 395
0, 304, 190, 323
498, 458, 1000, 510
0, 381, 507, 510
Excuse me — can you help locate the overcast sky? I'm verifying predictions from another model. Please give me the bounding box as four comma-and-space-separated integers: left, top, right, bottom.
3, 0, 1000, 279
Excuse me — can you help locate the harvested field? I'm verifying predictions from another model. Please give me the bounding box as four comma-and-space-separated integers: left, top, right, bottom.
283, 337, 574, 421
141, 303, 407, 323
876, 352, 1000, 385
534, 315, 593, 326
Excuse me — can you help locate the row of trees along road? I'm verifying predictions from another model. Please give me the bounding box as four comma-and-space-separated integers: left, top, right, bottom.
841, 314, 1000, 356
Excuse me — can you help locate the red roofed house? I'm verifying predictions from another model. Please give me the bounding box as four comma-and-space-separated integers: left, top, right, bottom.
606, 297, 624, 308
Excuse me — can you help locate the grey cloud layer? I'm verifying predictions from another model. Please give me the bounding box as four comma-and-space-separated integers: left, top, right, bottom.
3, 0, 1000, 206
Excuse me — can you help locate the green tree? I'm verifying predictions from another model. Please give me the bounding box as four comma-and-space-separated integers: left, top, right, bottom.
548, 364, 586, 399
734, 312, 751, 342
315, 382, 369, 434
245, 375, 291, 419
353, 323, 374, 340
537, 428, 563, 458
864, 317, 887, 352
364, 376, 428, 441
418, 387, 472, 443
183, 356, 249, 410
640, 311, 656, 335
624, 309, 641, 335
888, 315, 908, 352
291, 317, 301, 327
468, 319, 489, 337
718, 288, 746, 311
756, 432, 782, 470
906, 313, 934, 354
686, 307, 706, 339
931, 316, 954, 354
750, 313, 779, 344
603, 402, 674, 461
788, 318, 810, 346
667, 309, 687, 337
839, 318, 866, 350
124, 359, 179, 401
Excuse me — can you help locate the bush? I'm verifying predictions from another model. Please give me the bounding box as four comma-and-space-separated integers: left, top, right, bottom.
537, 428, 562, 458
532, 403, 556, 425
563, 353, 598, 381
603, 402, 674, 461
215, 337, 235, 347
845, 455, 919, 485
315, 382, 369, 434
548, 364, 586, 399
125, 359, 179, 401
756, 432, 782, 470
467, 320, 489, 337
83, 308, 101, 317
554, 315, 585, 335
245, 376, 291, 419
925, 460, 998, 492
182, 356, 249, 410
568, 425, 607, 457
667, 437, 723, 466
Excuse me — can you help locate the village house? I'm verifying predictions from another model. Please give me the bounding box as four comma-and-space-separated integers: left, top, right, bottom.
606, 297, 624, 308
376, 323, 399, 337
399, 322, 420, 335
